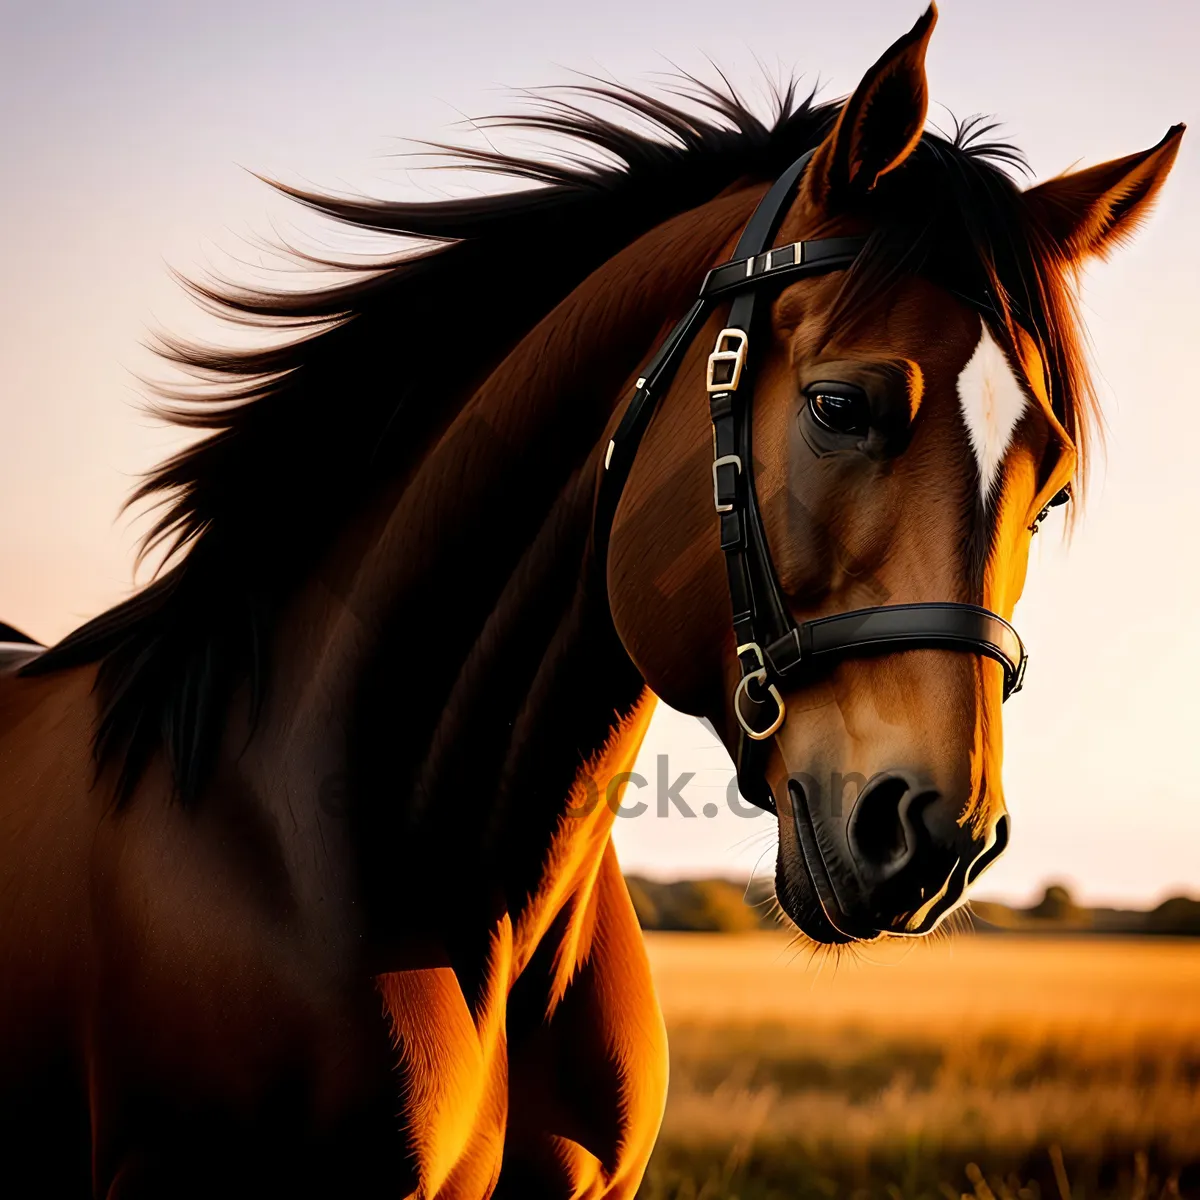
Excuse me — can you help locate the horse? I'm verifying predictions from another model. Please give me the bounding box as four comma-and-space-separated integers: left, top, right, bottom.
0, 5, 1181, 1196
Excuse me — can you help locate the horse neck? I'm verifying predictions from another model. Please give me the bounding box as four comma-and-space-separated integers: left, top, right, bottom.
257, 189, 757, 945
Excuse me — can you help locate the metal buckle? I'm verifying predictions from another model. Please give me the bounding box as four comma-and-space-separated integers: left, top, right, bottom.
712, 454, 742, 513
734, 666, 786, 741
706, 329, 749, 394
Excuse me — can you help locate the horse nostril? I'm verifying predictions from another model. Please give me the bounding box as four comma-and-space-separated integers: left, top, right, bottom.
848, 774, 912, 871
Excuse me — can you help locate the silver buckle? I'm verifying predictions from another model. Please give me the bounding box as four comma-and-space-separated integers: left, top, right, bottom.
706, 329, 749, 394
712, 454, 742, 513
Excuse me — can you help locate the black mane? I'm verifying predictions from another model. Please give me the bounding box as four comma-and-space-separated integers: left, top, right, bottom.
25, 76, 1093, 802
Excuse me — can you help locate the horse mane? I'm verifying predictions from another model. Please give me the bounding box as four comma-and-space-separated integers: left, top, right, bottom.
24, 74, 1098, 803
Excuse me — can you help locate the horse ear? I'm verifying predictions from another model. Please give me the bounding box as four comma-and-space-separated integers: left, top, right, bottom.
1023, 125, 1184, 262
808, 3, 937, 204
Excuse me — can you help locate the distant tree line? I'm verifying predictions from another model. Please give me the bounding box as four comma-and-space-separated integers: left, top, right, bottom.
626, 877, 1200, 935
624, 876, 776, 932
971, 884, 1200, 936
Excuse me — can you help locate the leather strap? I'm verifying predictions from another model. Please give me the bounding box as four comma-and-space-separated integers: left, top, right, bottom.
594, 299, 709, 547
700, 235, 866, 300
763, 603, 1027, 699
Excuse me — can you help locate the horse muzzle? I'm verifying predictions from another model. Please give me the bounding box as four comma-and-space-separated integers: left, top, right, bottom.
776, 771, 1010, 942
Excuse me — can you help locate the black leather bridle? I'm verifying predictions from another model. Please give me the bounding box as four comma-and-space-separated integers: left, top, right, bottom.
596, 148, 1030, 814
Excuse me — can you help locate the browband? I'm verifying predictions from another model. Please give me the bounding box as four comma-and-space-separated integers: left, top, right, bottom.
596, 148, 1028, 814
699, 235, 867, 300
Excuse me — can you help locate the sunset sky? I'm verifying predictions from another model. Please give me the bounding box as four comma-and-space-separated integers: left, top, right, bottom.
2, 0, 1197, 905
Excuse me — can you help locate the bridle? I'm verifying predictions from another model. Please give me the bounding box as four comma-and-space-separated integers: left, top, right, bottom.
596, 148, 1030, 814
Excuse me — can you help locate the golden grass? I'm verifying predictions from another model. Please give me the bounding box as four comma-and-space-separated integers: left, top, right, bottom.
638, 933, 1200, 1200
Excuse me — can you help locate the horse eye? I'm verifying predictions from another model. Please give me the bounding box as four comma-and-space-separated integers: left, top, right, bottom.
1030, 485, 1073, 535
806, 383, 870, 436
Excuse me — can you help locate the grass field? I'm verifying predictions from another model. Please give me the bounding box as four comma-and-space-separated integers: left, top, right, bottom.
638, 932, 1200, 1200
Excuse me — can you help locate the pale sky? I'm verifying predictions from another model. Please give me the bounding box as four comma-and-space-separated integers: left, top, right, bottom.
2, 0, 1197, 905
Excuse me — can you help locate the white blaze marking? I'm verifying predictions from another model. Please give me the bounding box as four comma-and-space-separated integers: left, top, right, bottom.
956, 326, 1028, 502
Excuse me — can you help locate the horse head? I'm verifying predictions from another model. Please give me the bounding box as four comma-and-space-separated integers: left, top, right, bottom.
608, 5, 1182, 943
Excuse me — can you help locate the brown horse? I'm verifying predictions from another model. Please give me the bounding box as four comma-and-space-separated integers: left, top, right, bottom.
0, 7, 1182, 1196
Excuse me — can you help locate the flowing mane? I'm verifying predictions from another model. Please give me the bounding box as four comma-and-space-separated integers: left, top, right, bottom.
25, 76, 1098, 802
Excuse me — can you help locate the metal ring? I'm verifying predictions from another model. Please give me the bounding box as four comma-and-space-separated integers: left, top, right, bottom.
734, 668, 786, 741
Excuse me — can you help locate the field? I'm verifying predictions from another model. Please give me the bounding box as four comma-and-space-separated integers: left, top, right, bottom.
638, 933, 1200, 1200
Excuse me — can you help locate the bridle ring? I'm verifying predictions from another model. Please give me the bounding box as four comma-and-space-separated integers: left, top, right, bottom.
734, 668, 786, 741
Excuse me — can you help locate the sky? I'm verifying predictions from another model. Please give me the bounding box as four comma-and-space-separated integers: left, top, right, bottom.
1, 0, 1197, 906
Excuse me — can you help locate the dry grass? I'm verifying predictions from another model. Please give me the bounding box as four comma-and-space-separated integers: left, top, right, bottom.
638, 933, 1200, 1200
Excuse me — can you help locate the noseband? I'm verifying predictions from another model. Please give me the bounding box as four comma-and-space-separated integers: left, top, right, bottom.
596, 148, 1028, 814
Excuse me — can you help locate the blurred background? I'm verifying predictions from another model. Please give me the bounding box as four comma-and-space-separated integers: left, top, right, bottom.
3, 2, 1198, 1195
